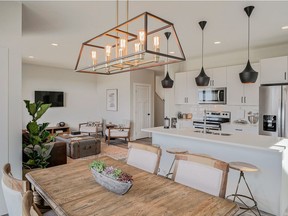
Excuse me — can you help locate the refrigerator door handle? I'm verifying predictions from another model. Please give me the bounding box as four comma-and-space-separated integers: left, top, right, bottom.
282, 86, 287, 137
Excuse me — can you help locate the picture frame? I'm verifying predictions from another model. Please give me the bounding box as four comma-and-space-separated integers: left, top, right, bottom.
106, 89, 118, 111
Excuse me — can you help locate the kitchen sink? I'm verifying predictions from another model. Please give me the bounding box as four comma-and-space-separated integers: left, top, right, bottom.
193, 130, 231, 136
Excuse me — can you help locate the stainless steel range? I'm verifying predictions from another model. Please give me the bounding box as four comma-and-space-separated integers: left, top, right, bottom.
193, 111, 231, 131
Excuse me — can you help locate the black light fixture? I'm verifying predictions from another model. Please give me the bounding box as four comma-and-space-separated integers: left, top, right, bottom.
161, 32, 174, 88
239, 6, 258, 83
195, 21, 210, 86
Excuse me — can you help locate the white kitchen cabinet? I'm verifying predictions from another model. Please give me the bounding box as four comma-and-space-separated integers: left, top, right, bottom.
205, 67, 227, 87
175, 71, 198, 104
227, 63, 260, 106
260, 56, 288, 84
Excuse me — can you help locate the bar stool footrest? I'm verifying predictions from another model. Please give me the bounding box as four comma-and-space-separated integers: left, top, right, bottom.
226, 194, 261, 216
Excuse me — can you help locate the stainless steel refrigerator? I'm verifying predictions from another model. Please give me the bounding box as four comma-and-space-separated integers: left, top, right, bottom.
259, 84, 288, 137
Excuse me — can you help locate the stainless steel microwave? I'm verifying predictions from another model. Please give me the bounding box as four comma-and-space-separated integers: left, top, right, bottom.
198, 87, 227, 104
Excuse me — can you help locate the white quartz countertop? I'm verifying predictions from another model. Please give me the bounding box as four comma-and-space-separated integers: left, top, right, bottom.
142, 127, 287, 153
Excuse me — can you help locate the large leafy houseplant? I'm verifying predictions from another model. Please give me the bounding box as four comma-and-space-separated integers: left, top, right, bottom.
22, 100, 54, 169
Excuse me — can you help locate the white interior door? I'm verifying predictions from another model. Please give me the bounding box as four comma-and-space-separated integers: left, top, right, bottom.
134, 83, 151, 139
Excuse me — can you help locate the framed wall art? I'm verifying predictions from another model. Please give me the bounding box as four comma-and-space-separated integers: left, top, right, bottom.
106, 89, 118, 111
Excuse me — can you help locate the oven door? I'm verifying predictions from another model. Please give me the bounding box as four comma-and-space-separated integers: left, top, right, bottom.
198, 88, 226, 104
193, 121, 221, 130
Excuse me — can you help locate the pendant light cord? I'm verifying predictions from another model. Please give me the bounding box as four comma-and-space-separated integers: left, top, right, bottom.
202, 27, 204, 67
127, 0, 129, 22
248, 15, 250, 60
167, 34, 169, 74
116, 0, 119, 26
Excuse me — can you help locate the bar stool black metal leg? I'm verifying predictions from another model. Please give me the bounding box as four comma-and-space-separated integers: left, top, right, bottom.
241, 172, 262, 216
227, 171, 261, 216
166, 157, 176, 178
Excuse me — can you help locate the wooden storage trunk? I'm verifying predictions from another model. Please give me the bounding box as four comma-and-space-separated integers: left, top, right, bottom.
56, 136, 101, 159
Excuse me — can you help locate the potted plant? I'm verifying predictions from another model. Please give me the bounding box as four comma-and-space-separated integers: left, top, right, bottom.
89, 160, 133, 195
22, 100, 54, 169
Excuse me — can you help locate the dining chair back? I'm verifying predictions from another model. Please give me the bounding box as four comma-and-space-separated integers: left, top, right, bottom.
1, 163, 55, 216
172, 153, 229, 198
127, 142, 162, 174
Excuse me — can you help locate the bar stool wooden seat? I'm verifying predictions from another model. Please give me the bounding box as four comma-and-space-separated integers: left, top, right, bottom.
227, 161, 261, 216
166, 148, 188, 178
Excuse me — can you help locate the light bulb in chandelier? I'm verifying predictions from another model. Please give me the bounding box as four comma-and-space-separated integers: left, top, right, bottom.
153, 36, 160, 62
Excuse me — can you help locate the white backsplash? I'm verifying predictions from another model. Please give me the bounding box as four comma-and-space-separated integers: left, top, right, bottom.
175, 104, 258, 123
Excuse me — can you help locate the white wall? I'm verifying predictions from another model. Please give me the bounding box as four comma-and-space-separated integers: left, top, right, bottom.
95, 72, 131, 125
22, 64, 99, 131
0, 2, 22, 215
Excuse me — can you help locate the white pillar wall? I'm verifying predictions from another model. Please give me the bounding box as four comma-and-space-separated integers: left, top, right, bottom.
0, 2, 22, 215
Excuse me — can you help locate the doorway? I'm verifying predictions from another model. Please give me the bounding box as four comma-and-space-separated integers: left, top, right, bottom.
133, 83, 152, 139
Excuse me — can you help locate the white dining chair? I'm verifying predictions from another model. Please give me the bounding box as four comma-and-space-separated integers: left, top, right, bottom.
1, 163, 56, 216
127, 142, 162, 174
172, 153, 229, 198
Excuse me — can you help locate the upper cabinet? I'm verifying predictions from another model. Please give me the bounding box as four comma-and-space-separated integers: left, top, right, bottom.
260, 56, 288, 84
227, 63, 260, 106
175, 71, 198, 105
205, 67, 227, 87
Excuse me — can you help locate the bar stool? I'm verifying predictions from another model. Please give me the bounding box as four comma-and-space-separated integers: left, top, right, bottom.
227, 161, 261, 216
166, 148, 187, 178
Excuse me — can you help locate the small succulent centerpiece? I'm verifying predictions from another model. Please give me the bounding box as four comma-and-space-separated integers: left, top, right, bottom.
22, 100, 54, 169
89, 160, 133, 195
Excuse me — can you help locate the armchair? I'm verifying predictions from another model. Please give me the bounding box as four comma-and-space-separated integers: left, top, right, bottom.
79, 120, 104, 137
105, 120, 131, 145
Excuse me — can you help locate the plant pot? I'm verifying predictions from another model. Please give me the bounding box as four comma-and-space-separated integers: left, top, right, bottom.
91, 168, 133, 195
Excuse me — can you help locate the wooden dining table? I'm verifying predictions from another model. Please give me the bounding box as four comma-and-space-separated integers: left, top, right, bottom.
26, 156, 238, 216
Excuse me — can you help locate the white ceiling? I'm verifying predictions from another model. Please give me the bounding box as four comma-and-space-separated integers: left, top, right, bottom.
21, 1, 288, 71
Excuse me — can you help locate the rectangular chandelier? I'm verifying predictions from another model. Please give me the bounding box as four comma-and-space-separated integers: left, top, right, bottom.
75, 12, 186, 75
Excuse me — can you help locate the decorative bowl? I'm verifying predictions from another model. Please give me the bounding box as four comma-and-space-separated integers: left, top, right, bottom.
248, 115, 259, 124
91, 168, 133, 195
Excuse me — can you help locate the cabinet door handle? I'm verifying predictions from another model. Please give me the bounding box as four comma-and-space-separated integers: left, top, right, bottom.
244, 96, 246, 103
187, 97, 188, 103
241, 96, 243, 103
212, 80, 215, 86
285, 72, 287, 80
235, 129, 243, 131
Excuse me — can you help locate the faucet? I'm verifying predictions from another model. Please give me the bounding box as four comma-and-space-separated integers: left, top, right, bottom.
203, 109, 207, 134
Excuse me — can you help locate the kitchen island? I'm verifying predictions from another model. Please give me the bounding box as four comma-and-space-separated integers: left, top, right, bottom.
142, 127, 288, 216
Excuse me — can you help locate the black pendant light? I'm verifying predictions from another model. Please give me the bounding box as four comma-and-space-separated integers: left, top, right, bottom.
239, 6, 258, 83
161, 32, 174, 88
195, 21, 210, 86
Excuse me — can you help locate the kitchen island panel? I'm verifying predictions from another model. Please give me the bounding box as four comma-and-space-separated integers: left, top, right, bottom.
146, 128, 288, 216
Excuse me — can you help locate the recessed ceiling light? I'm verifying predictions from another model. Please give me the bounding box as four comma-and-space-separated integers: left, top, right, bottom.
28, 56, 34, 59
214, 41, 221, 45
51, 43, 59, 46
281, 26, 288, 30
169, 51, 175, 54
